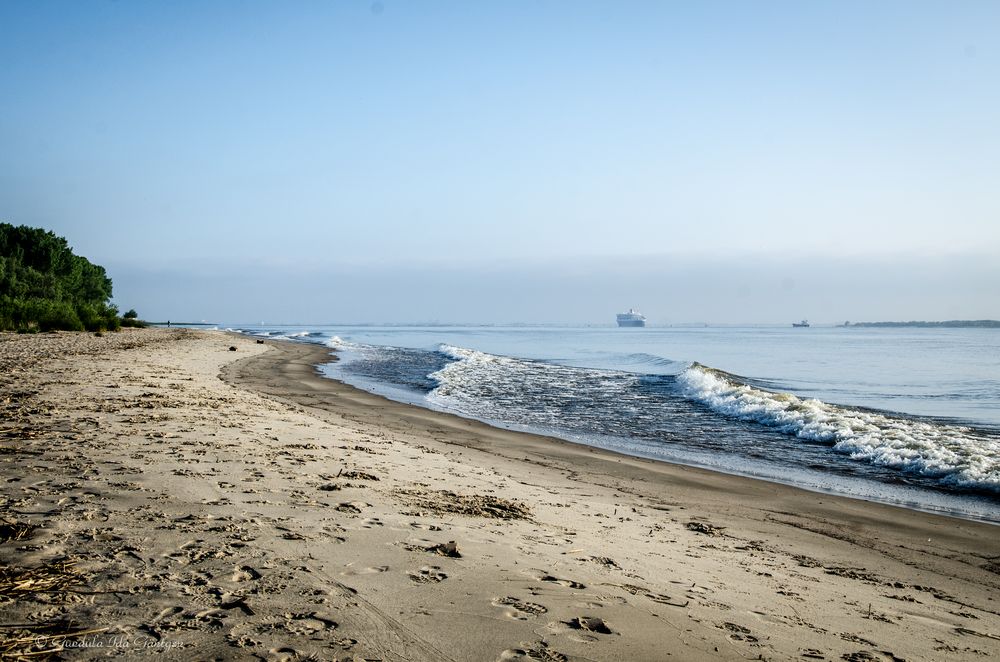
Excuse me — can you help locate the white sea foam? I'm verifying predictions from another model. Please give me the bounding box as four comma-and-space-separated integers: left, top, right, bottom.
431, 344, 530, 404
325, 335, 347, 348
323, 338, 1000, 496
676, 364, 1000, 492
429, 344, 633, 423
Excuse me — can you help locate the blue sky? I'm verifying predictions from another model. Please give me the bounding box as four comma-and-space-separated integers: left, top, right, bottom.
1, 1, 998, 323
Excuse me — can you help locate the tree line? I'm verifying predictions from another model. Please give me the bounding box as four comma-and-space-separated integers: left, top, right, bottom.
0, 223, 125, 332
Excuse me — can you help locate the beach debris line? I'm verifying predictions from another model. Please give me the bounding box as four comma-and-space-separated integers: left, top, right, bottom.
0, 558, 101, 659
404, 540, 462, 557
1, 625, 110, 660
0, 559, 80, 598
394, 488, 531, 520
340, 470, 380, 481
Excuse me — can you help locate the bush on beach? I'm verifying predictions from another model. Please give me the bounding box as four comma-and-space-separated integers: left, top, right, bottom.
120, 308, 147, 328
0, 223, 123, 333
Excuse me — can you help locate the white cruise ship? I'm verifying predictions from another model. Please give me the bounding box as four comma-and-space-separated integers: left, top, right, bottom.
616, 309, 646, 327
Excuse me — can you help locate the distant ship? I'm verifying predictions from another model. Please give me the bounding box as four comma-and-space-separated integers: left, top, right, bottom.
617, 309, 647, 327
792, 320, 810, 328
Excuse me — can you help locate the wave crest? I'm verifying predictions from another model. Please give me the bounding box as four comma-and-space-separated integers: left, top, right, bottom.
676, 364, 1000, 492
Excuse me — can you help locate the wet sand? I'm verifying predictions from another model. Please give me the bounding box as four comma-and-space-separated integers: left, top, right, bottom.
1, 328, 998, 661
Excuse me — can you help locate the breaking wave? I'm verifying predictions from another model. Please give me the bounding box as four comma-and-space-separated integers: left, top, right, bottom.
676, 363, 1000, 493
236, 327, 1000, 519
234, 328, 325, 341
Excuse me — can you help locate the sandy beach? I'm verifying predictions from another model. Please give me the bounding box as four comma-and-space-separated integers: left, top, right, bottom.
1, 327, 998, 661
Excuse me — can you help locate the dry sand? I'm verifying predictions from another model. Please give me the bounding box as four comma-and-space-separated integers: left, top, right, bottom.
1, 327, 997, 661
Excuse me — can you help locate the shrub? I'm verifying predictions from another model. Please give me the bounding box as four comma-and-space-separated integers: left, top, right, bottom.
0, 223, 122, 332
120, 308, 146, 327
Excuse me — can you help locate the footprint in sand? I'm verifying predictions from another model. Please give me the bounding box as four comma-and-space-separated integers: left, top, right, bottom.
404, 540, 462, 558
498, 642, 567, 662
573, 599, 618, 608
684, 582, 715, 600
151, 606, 183, 623
526, 569, 586, 589
841, 653, 902, 662
408, 565, 447, 583
195, 607, 227, 622
720, 622, 759, 643
226, 633, 261, 649
265, 646, 309, 662
281, 612, 338, 636
566, 616, 613, 635
409, 522, 443, 531
146, 604, 226, 632
341, 565, 389, 576
112, 546, 146, 567
232, 565, 262, 582
646, 592, 688, 607
493, 596, 548, 620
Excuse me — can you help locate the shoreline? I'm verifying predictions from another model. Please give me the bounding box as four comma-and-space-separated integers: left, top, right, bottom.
230, 335, 999, 526
224, 338, 999, 549
3, 328, 999, 661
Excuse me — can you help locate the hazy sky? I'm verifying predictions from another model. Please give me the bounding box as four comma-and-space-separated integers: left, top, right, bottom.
2, 1, 998, 323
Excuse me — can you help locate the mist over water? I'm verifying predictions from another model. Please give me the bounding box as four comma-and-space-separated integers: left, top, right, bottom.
113, 253, 1000, 327
234, 325, 1000, 522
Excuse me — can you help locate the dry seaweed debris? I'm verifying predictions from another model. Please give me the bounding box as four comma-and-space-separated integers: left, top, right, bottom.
395, 489, 532, 521
341, 470, 380, 481
0, 561, 93, 660
685, 521, 726, 537
0, 623, 108, 661
405, 541, 462, 557
0, 559, 80, 600
0, 520, 36, 544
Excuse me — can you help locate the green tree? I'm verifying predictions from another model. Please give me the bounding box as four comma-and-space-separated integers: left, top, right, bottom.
0, 223, 121, 332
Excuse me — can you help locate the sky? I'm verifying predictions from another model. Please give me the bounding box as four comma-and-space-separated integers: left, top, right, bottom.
1, 0, 998, 324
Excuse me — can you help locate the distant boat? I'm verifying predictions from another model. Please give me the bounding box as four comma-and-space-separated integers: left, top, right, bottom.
792, 320, 810, 328
617, 309, 646, 327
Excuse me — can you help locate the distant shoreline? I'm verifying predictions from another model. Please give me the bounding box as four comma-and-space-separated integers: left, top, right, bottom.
148, 322, 219, 326
843, 320, 1000, 328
